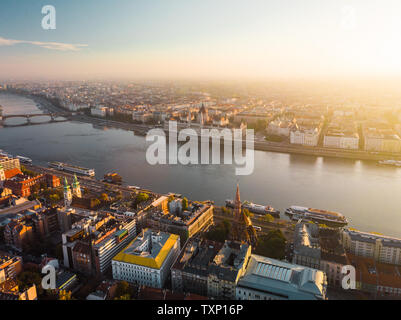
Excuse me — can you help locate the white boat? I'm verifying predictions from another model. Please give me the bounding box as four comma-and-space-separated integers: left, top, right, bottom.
16, 155, 33, 164
0, 151, 13, 158
285, 206, 348, 227
48, 161, 95, 177
49, 161, 64, 170
63, 163, 95, 177
225, 199, 280, 218
378, 160, 401, 167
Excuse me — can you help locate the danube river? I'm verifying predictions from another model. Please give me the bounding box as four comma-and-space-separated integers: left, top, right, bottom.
1, 93, 401, 237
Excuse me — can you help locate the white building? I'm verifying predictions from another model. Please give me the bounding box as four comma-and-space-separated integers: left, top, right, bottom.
267, 119, 293, 137
92, 219, 137, 275
323, 132, 359, 150
91, 106, 108, 117
236, 254, 327, 300
112, 229, 180, 289
290, 127, 320, 146
132, 112, 153, 123
65, 103, 88, 112
342, 228, 401, 265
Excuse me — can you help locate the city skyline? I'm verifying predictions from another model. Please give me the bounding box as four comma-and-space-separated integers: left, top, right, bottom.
2, 1, 401, 304
2, 0, 401, 80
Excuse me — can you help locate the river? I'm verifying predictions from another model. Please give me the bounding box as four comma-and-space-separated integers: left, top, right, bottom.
1, 92, 401, 237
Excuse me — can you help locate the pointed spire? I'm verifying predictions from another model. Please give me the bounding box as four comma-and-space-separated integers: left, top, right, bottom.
73, 174, 79, 187
64, 177, 70, 190
235, 183, 240, 203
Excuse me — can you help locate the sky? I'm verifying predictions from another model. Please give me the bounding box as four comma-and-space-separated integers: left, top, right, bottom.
1, 0, 401, 81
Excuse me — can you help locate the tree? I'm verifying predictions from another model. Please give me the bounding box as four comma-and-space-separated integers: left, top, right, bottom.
59, 290, 72, 300
17, 270, 44, 295
254, 229, 286, 260
114, 294, 131, 300
49, 194, 61, 204
221, 206, 231, 215
204, 220, 231, 243
265, 134, 284, 142
260, 214, 274, 223
114, 281, 134, 300
182, 197, 188, 210
91, 198, 101, 208
115, 190, 123, 201
135, 193, 149, 205
100, 193, 110, 202
243, 209, 253, 218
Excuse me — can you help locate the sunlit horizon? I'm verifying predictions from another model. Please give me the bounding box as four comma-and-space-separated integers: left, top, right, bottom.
1, 0, 401, 82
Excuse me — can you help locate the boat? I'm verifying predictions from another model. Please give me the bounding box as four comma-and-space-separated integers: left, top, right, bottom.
225, 199, 280, 218
49, 161, 64, 170
0, 150, 13, 158
378, 160, 401, 167
284, 206, 348, 227
48, 161, 95, 177
16, 155, 33, 164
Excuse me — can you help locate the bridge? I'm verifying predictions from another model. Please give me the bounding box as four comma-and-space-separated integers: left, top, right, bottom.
0, 112, 72, 127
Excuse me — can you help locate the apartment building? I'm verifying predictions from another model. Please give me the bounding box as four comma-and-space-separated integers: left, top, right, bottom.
62, 211, 136, 276
0, 252, 22, 282
92, 219, 136, 275
290, 127, 320, 146
0, 156, 20, 172
342, 228, 401, 265
145, 196, 214, 243
171, 239, 251, 299
4, 220, 34, 251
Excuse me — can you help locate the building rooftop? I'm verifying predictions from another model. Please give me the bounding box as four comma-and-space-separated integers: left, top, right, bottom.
209, 241, 250, 282
345, 228, 401, 248
112, 228, 179, 269
348, 254, 401, 289
172, 239, 223, 276
237, 254, 326, 300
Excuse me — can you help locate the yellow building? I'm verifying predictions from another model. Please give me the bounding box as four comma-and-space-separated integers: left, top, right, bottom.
112, 229, 180, 288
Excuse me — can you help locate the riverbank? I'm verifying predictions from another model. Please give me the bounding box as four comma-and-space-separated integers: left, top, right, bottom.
3, 90, 400, 162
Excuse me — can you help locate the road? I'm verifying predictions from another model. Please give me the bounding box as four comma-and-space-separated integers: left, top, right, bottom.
25, 163, 158, 198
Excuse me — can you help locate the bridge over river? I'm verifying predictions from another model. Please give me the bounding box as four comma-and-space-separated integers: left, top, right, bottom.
0, 112, 71, 127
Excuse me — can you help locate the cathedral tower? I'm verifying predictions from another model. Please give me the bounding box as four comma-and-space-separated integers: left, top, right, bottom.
72, 174, 82, 198
63, 177, 72, 207
229, 183, 258, 247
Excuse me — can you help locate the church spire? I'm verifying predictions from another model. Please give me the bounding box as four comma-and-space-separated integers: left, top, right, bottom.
72, 174, 79, 187
63, 177, 72, 207
72, 174, 82, 198
235, 183, 240, 203
64, 177, 70, 190
234, 183, 241, 219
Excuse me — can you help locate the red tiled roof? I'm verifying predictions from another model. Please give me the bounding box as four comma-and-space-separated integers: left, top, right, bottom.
4, 168, 23, 179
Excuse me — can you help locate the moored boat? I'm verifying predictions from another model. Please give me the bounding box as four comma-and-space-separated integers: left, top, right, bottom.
48, 161, 95, 176
285, 206, 348, 227
378, 160, 401, 167
225, 199, 280, 218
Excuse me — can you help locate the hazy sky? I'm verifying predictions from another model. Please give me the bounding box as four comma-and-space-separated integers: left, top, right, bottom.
1, 0, 401, 80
